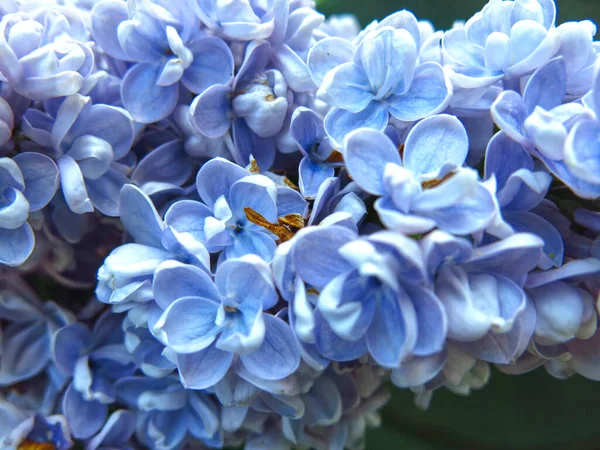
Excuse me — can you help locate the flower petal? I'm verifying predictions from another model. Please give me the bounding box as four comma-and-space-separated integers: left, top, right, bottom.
121, 63, 179, 123
240, 314, 300, 380
343, 128, 401, 195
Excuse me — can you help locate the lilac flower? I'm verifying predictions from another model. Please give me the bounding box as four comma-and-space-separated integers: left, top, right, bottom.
526, 258, 600, 346
96, 184, 211, 317
190, 41, 290, 168
0, 274, 71, 384
1, 408, 73, 450
491, 56, 600, 198
0, 97, 14, 149
286, 224, 446, 368
115, 376, 221, 450
423, 230, 543, 364
164, 157, 307, 263
91, 0, 234, 123
309, 24, 451, 144
123, 316, 176, 379
442, 0, 560, 89
188, 0, 285, 41
152, 256, 300, 389
131, 105, 233, 194
563, 61, 600, 187
0, 152, 59, 266
484, 131, 563, 269
21, 94, 135, 216
555, 20, 599, 97
52, 312, 136, 439
0, 9, 94, 100
289, 107, 340, 199
343, 114, 496, 235
86, 410, 136, 450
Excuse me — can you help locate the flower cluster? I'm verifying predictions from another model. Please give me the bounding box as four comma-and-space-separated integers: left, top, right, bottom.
1, 0, 599, 448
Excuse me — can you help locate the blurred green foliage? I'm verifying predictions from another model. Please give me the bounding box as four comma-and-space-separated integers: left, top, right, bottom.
318, 0, 600, 29
314, 0, 600, 448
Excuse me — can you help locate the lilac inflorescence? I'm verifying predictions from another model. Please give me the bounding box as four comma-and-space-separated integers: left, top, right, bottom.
0, 0, 599, 448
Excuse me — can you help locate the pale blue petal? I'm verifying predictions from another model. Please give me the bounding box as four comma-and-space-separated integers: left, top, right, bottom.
177, 342, 233, 389
216, 255, 278, 310
86, 168, 129, 217
490, 90, 530, 146
153, 260, 218, 309
324, 102, 389, 146
121, 63, 179, 123
388, 62, 451, 122
190, 84, 233, 138
240, 314, 300, 380
63, 383, 107, 439
343, 128, 401, 195
154, 296, 220, 353
307, 37, 353, 86
13, 152, 59, 211
0, 223, 35, 267
316, 62, 373, 113
119, 184, 164, 247
523, 56, 567, 113
195, 157, 248, 208
184, 37, 234, 93
403, 114, 468, 175
293, 226, 355, 289
366, 286, 417, 368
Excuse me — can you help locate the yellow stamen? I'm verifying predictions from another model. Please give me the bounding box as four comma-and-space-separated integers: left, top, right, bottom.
18, 441, 55, 450
224, 306, 238, 312
306, 288, 320, 296
244, 208, 304, 242
249, 159, 260, 174
421, 171, 456, 190
265, 93, 276, 102
282, 177, 300, 191
325, 151, 344, 163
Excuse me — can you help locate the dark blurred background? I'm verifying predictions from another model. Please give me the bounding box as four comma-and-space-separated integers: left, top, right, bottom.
314, 0, 600, 448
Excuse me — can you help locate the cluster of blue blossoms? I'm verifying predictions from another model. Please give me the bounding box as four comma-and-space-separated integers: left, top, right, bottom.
1, 0, 600, 448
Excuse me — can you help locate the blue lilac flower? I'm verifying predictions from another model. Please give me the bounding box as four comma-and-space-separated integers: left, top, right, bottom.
0, 152, 59, 265
0, 97, 13, 149
115, 376, 222, 450
152, 255, 300, 389
1, 406, 73, 450
424, 230, 543, 364
52, 311, 136, 439
190, 41, 291, 169
123, 316, 176, 379
0, 274, 71, 384
91, 0, 234, 123
483, 131, 563, 268
86, 410, 136, 450
164, 157, 307, 263
555, 20, 599, 97
20, 94, 135, 216
96, 184, 211, 319
308, 18, 451, 144
491, 56, 600, 198
283, 224, 447, 368
563, 60, 600, 186
0, 9, 94, 100
289, 107, 342, 199
343, 114, 496, 235
442, 0, 560, 89
131, 105, 233, 194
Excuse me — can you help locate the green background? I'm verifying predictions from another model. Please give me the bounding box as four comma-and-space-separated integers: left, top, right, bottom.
314, 0, 600, 448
